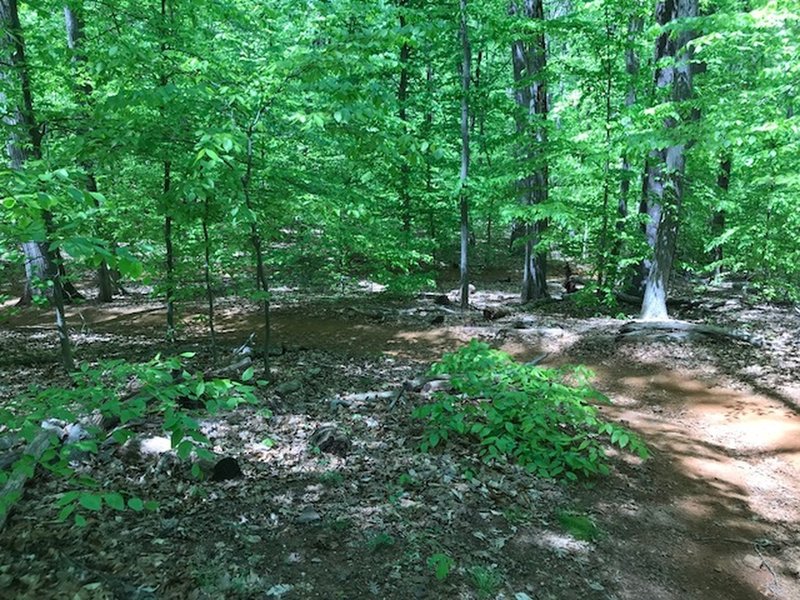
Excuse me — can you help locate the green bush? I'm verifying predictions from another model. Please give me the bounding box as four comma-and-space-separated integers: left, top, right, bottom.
413, 341, 646, 480
0, 354, 262, 525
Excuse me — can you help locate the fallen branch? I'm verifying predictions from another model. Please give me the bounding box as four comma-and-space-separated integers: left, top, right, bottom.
0, 429, 58, 530
330, 389, 402, 410
618, 320, 762, 346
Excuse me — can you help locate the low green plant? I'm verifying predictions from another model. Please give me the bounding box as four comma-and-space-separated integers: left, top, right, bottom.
557, 510, 602, 542
319, 470, 344, 487
0, 353, 261, 525
366, 531, 396, 552
427, 552, 455, 582
468, 565, 503, 598
413, 341, 647, 480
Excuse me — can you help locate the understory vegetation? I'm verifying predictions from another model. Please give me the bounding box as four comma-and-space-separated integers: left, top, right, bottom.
1, 0, 799, 598
415, 341, 647, 479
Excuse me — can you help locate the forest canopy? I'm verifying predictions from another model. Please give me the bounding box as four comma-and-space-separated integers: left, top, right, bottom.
0, 0, 798, 366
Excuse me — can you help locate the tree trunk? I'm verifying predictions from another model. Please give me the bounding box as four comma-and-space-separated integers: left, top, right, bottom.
64, 2, 114, 302
595, 4, 614, 291
711, 155, 731, 279
612, 16, 643, 288
163, 162, 176, 337
397, 0, 412, 235
242, 118, 271, 378
202, 197, 217, 363
640, 0, 699, 320
510, 0, 549, 303
458, 0, 471, 310
1, 0, 74, 372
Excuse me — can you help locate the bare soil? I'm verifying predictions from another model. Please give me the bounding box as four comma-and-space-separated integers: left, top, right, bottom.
0, 281, 798, 600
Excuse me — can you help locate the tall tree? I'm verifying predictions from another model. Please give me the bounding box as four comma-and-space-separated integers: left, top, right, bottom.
640, 0, 699, 319
64, 1, 115, 302
1, 0, 74, 371
458, 0, 472, 309
511, 0, 549, 302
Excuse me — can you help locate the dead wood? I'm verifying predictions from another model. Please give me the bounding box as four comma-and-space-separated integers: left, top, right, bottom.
330, 389, 402, 410
483, 306, 514, 321
618, 320, 762, 346
0, 429, 58, 530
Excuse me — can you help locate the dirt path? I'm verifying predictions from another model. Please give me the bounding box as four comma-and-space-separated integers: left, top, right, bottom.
2, 293, 799, 599
588, 363, 800, 599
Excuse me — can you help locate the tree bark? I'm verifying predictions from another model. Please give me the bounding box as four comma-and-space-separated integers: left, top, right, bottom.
510, 0, 549, 303
397, 0, 412, 235
163, 163, 176, 337
640, 0, 699, 320
242, 116, 271, 378
595, 4, 615, 291
458, 0, 471, 310
711, 155, 731, 279
612, 16, 643, 288
202, 196, 217, 363
64, 2, 114, 302
1, 0, 74, 372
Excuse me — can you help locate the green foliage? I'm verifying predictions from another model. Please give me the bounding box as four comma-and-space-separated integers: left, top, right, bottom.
319, 470, 345, 487
414, 341, 647, 479
468, 565, 504, 599
0, 354, 261, 525
557, 510, 602, 542
366, 532, 397, 552
427, 552, 455, 582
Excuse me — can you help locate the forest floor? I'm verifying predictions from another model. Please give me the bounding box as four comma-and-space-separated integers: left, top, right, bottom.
1, 274, 800, 600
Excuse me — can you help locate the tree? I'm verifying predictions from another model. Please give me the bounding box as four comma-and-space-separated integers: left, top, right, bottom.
458, 0, 472, 309
640, 0, 699, 320
510, 0, 549, 303
1, 0, 74, 371
63, 0, 115, 302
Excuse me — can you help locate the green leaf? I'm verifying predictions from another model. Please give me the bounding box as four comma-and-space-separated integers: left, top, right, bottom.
57, 504, 76, 521
241, 367, 254, 382
104, 492, 125, 511
128, 497, 144, 512
78, 493, 102, 511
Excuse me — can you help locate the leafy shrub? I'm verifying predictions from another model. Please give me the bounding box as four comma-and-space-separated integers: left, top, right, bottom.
427, 552, 455, 581
413, 341, 646, 480
0, 353, 262, 525
557, 510, 602, 541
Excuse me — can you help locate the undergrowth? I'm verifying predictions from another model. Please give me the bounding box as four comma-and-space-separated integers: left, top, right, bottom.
413, 340, 647, 479
0, 354, 262, 525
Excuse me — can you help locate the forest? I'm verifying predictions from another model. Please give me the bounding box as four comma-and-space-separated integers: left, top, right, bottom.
1, 0, 799, 598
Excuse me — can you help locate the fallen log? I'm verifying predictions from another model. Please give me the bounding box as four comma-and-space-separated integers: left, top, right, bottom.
618, 320, 762, 346
0, 429, 58, 530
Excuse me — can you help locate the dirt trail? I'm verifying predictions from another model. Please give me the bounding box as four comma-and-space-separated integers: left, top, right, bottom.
589, 364, 800, 599
3, 298, 800, 599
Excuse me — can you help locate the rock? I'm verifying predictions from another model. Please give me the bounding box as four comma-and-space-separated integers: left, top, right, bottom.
742, 554, 763, 570
296, 508, 321, 524
275, 380, 302, 396
483, 306, 512, 321
211, 457, 243, 481
308, 426, 351, 456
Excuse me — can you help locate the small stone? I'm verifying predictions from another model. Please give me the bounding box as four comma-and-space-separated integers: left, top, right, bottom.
743, 554, 763, 570
296, 508, 321, 524
308, 426, 351, 456
276, 380, 302, 396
